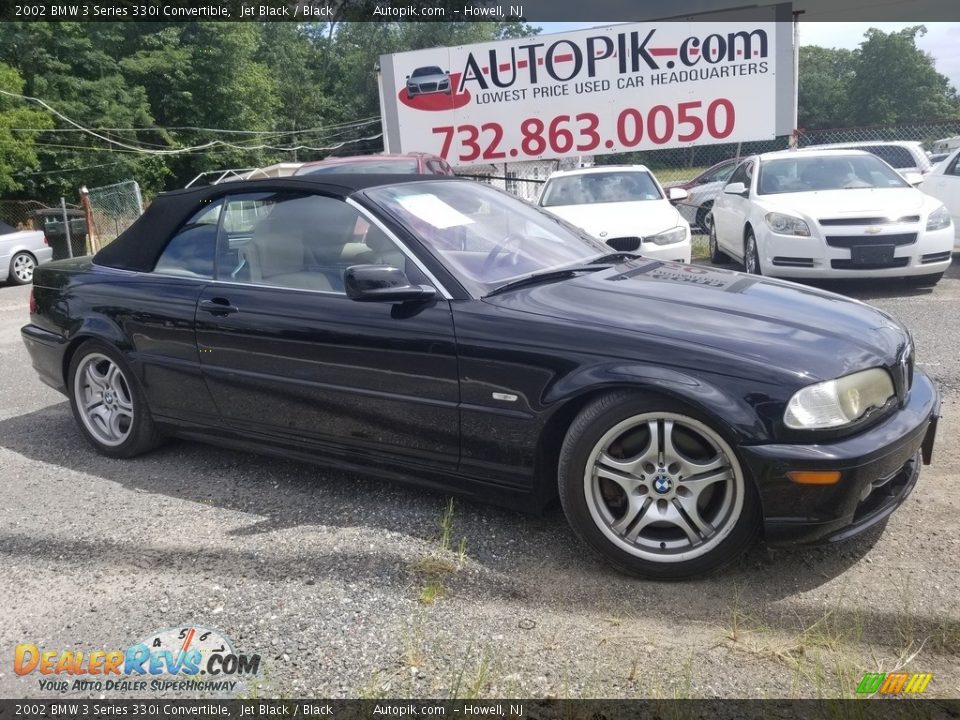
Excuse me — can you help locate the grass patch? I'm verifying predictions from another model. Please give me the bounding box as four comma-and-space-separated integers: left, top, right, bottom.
409, 498, 468, 604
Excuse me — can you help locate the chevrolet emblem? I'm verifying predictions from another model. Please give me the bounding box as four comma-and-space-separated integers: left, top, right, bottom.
864, 227, 883, 234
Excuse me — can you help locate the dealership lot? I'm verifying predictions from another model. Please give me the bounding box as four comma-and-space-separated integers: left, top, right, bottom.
1, 268, 958, 698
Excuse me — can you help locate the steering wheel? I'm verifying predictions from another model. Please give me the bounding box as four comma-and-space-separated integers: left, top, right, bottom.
480, 233, 525, 276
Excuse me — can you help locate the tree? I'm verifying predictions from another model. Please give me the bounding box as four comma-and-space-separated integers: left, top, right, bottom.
798, 46, 855, 129
847, 26, 959, 125
0, 62, 52, 194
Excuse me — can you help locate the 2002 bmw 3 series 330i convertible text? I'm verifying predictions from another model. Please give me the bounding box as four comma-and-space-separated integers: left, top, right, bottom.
21, 175, 939, 578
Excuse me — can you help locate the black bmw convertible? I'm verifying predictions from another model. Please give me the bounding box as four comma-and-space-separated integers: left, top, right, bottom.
21, 175, 939, 578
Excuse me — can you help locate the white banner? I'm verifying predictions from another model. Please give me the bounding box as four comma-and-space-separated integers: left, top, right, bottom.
379, 20, 793, 165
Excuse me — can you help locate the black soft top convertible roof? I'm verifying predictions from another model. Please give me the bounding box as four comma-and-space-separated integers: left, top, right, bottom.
93, 174, 464, 273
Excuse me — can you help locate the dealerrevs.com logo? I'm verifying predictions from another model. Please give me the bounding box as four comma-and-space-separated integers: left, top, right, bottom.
15, 626, 260, 693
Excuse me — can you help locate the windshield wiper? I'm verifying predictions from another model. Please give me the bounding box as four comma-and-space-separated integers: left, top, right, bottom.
485, 265, 607, 297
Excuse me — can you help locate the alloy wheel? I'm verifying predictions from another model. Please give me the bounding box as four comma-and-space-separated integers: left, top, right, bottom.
583, 412, 745, 562
12, 253, 36, 283
74, 353, 135, 447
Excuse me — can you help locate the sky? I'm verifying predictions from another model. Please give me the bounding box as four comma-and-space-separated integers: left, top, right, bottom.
538, 22, 960, 91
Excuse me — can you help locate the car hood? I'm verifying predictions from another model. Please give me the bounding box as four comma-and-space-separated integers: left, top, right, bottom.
760, 188, 930, 218
543, 201, 684, 239
484, 259, 907, 382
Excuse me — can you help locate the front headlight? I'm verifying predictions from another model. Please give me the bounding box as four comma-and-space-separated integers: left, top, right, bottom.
927, 205, 952, 231
645, 226, 687, 246
765, 212, 811, 236
784, 368, 895, 430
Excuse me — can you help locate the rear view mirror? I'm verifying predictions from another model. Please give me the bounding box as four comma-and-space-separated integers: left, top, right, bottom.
668, 187, 689, 203
345, 265, 436, 303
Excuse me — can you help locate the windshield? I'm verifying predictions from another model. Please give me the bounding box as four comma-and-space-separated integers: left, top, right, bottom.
299, 159, 420, 175
412, 66, 443, 77
365, 180, 610, 296
758, 155, 910, 194
540, 171, 663, 207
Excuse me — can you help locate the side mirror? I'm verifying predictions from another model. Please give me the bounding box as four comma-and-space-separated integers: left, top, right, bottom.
344, 265, 436, 303
724, 182, 749, 198
902, 171, 924, 186
667, 187, 689, 203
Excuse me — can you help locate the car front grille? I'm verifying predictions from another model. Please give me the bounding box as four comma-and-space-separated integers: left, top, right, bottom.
819, 216, 920, 226
420, 83, 438, 92
830, 257, 910, 270
825, 233, 917, 248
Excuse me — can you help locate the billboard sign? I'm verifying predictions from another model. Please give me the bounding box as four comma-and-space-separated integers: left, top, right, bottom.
378, 11, 795, 164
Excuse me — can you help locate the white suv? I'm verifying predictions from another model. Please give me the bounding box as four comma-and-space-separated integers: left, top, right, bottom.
710, 150, 953, 285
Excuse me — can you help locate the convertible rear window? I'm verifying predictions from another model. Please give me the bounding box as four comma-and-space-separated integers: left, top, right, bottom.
153, 200, 223, 278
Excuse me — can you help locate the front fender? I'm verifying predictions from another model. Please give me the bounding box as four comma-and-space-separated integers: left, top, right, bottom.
542, 360, 777, 445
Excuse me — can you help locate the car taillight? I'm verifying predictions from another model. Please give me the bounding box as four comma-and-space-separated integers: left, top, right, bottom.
29, 288, 37, 314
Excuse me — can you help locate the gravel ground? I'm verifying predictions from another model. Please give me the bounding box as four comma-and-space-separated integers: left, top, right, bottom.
0, 262, 958, 700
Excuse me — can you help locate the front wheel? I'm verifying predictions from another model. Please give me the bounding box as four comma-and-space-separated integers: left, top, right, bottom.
695, 202, 714, 232
8, 252, 36, 285
709, 222, 730, 264
744, 230, 762, 275
558, 393, 760, 579
67, 340, 164, 458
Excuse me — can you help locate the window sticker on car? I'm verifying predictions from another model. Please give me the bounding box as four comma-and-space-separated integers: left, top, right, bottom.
396, 194, 476, 229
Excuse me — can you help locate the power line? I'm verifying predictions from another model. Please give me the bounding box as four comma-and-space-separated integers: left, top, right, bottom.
5, 117, 382, 138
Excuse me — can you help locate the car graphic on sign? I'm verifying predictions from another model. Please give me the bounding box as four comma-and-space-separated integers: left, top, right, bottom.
406, 66, 452, 96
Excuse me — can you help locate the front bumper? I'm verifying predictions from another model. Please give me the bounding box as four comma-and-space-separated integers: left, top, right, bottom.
740, 369, 939, 545
758, 225, 954, 278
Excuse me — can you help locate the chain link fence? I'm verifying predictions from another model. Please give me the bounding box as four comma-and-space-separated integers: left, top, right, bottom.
87, 180, 144, 250
0, 199, 88, 259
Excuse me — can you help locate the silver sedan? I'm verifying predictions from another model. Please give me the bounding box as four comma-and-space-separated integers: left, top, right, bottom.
1, 221, 54, 285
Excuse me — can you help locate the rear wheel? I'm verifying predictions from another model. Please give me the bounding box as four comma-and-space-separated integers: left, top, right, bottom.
67, 340, 163, 458
744, 230, 762, 275
558, 392, 760, 579
8, 252, 36, 285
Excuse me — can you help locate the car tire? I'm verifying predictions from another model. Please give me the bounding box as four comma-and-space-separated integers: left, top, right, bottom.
744, 230, 762, 275
8, 251, 37, 286
695, 202, 714, 232
904, 272, 944, 287
708, 222, 730, 264
67, 340, 164, 458
557, 392, 760, 579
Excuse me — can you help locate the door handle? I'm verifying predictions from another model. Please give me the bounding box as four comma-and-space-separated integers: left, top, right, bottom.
199, 298, 239, 316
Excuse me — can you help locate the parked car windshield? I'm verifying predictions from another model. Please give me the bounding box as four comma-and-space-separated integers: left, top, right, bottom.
757, 155, 910, 194
299, 160, 420, 175
366, 180, 611, 295
412, 66, 443, 77
540, 171, 663, 207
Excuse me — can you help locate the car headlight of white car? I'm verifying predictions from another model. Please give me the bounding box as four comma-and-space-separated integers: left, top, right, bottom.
927, 205, 952, 231
645, 226, 687, 246
783, 368, 895, 430
765, 212, 811, 237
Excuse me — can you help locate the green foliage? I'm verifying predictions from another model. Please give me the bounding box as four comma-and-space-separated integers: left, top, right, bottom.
0, 62, 52, 194
0, 20, 535, 201
799, 25, 959, 130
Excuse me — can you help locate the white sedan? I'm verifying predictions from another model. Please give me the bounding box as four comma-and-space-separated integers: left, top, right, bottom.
0, 221, 53, 285
537, 166, 692, 263
919, 147, 960, 251
710, 150, 953, 284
